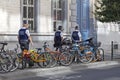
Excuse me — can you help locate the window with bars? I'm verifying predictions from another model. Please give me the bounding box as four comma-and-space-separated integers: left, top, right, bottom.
22, 0, 36, 32
52, 0, 66, 31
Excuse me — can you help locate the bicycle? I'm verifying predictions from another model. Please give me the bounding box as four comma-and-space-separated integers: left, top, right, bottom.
43, 42, 73, 67
29, 48, 52, 68
85, 37, 104, 62
0, 42, 13, 72
68, 40, 94, 64
5, 44, 20, 71
20, 47, 52, 69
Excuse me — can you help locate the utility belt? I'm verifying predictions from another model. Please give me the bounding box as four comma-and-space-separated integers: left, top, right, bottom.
19, 39, 29, 44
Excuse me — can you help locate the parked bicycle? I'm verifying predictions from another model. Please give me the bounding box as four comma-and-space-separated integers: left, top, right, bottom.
5, 44, 21, 71
67, 39, 94, 63
17, 48, 52, 69
85, 37, 104, 62
43, 42, 73, 67
0, 42, 13, 72
28, 48, 52, 68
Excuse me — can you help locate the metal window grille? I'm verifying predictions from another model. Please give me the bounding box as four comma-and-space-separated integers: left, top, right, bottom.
52, 0, 65, 31
22, 0, 36, 32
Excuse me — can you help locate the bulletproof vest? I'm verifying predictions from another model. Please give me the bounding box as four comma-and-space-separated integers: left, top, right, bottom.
54, 31, 61, 42
19, 29, 28, 40
72, 31, 80, 41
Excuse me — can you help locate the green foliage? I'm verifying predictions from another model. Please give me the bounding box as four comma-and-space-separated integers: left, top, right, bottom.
94, 0, 120, 23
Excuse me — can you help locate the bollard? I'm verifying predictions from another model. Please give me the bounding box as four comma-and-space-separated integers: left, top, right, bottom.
102, 49, 104, 61
111, 41, 113, 60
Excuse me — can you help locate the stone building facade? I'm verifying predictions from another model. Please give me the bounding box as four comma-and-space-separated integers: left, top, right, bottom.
0, 0, 77, 42
0, 0, 80, 48
1, 0, 120, 52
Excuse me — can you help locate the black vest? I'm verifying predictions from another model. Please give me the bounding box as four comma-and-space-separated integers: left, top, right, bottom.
54, 31, 61, 42
19, 28, 28, 40
72, 31, 80, 41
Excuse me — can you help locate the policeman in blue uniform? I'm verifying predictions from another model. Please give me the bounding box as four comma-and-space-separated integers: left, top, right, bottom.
54, 26, 63, 51
18, 20, 34, 68
18, 20, 33, 51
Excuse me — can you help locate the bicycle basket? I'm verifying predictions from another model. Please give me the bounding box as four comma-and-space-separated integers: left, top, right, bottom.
96, 42, 101, 47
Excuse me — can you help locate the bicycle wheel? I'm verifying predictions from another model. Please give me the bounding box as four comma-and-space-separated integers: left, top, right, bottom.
0, 66, 2, 72
59, 52, 73, 66
10, 54, 20, 71
0, 55, 4, 72
21, 57, 27, 69
47, 53, 57, 68
6, 50, 20, 72
37, 52, 52, 68
78, 47, 94, 63
0, 52, 13, 72
18, 54, 27, 69
16, 53, 23, 69
95, 48, 104, 61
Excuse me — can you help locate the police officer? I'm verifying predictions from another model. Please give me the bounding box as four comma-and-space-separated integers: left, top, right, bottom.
18, 20, 33, 51
54, 26, 63, 51
71, 26, 82, 43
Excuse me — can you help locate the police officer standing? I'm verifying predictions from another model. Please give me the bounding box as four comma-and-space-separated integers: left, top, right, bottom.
18, 20, 34, 68
54, 26, 63, 51
18, 20, 33, 51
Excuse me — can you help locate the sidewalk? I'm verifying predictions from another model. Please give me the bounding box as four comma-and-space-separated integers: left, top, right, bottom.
0, 59, 120, 80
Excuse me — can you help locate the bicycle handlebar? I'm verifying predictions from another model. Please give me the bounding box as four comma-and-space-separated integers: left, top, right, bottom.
0, 42, 8, 51
72, 37, 94, 44
84, 37, 94, 42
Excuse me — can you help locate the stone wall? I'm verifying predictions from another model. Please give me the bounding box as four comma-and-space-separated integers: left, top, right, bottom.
0, 0, 20, 33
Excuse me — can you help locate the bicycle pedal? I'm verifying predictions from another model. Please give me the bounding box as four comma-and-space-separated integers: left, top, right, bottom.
21, 66, 25, 69
57, 61, 61, 65
86, 52, 92, 55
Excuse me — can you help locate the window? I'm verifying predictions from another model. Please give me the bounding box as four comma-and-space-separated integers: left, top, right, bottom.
52, 0, 66, 31
22, 0, 36, 32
